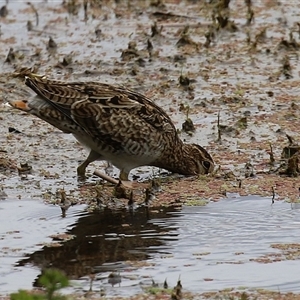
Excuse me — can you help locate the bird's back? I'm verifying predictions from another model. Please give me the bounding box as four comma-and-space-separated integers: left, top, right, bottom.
24, 76, 179, 169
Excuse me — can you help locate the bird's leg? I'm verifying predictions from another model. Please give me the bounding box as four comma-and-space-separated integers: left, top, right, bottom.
119, 169, 129, 181
77, 150, 102, 177
93, 167, 129, 186
104, 161, 114, 176
119, 170, 132, 188
119, 169, 138, 189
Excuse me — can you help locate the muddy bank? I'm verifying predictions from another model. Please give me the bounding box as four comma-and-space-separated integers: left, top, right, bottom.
1, 0, 300, 207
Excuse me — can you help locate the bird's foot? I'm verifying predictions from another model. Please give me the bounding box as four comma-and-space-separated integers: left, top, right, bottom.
120, 180, 148, 189
93, 169, 148, 189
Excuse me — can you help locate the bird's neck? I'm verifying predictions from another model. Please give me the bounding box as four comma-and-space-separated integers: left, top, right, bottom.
153, 142, 196, 175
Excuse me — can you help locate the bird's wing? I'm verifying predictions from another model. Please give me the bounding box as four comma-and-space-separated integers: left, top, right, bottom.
25, 76, 174, 133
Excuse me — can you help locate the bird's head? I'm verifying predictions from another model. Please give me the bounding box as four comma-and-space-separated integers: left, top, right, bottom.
183, 143, 214, 175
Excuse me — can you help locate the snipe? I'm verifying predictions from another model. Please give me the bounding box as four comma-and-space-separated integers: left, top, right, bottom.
9, 74, 214, 180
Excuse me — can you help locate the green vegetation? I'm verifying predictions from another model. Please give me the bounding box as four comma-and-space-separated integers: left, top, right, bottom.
10, 269, 69, 300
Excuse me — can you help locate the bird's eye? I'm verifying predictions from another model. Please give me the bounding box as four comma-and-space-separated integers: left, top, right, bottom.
202, 160, 212, 172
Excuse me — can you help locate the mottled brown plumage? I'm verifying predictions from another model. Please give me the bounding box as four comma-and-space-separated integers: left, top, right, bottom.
9, 75, 214, 180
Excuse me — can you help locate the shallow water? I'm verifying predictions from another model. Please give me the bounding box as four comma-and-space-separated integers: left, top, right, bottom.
0, 199, 87, 293
1, 195, 300, 296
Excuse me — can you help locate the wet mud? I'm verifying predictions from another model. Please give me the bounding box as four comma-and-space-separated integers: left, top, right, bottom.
1, 0, 300, 298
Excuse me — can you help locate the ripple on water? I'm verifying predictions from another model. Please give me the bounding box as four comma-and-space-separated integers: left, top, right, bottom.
1, 196, 300, 296
66, 196, 300, 297
0, 199, 87, 294
134, 196, 300, 294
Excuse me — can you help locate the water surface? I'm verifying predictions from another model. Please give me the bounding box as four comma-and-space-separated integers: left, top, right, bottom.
1, 195, 300, 297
